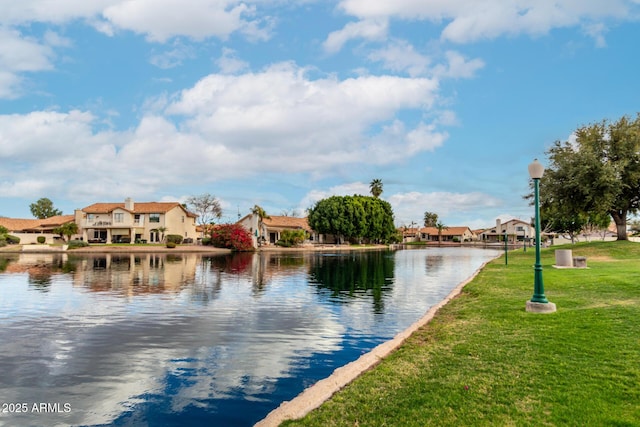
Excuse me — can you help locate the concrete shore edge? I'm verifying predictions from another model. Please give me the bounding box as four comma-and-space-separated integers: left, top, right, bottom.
254, 253, 500, 427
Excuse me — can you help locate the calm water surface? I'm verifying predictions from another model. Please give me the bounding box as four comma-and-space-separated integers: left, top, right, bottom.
0, 248, 499, 426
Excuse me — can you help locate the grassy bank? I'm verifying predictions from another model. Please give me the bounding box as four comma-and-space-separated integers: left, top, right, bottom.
284, 241, 640, 426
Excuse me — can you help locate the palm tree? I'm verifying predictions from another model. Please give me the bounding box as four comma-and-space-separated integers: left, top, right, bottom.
435, 221, 448, 244
251, 205, 270, 244
156, 226, 168, 242
423, 211, 438, 227
369, 179, 383, 198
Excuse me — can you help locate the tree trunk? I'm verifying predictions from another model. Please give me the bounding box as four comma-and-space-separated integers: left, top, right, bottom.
609, 210, 628, 240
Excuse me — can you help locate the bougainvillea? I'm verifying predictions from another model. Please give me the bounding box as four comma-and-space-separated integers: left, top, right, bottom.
210, 223, 254, 251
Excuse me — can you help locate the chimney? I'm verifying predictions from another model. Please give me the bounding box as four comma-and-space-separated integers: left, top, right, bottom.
125, 197, 134, 211
495, 218, 501, 233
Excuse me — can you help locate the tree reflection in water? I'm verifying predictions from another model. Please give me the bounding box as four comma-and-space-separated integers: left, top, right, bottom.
308, 250, 395, 314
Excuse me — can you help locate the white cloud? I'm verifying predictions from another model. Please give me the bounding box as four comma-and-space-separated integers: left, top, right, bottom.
216, 47, 249, 74
388, 190, 503, 226
149, 41, 196, 69
432, 50, 485, 79
164, 62, 443, 171
337, 0, 634, 44
367, 40, 431, 77
298, 182, 371, 211
102, 0, 261, 42
323, 19, 388, 54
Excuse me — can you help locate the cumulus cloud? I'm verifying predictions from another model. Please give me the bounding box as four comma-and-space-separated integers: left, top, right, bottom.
0, 27, 58, 97
1, 63, 450, 202
164, 62, 443, 171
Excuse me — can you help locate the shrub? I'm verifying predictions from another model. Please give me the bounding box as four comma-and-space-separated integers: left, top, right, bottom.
37, 236, 46, 244
277, 229, 306, 247
210, 223, 254, 251
0, 237, 6, 247
166, 234, 183, 244
201, 237, 212, 246
5, 235, 20, 244
166, 241, 177, 248
67, 240, 89, 249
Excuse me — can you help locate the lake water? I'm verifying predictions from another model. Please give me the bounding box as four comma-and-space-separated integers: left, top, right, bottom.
0, 248, 499, 426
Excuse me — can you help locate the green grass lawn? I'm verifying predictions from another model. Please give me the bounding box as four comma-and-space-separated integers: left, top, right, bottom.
284, 241, 640, 426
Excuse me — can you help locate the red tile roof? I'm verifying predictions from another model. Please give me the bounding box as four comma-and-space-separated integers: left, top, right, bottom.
0, 215, 74, 232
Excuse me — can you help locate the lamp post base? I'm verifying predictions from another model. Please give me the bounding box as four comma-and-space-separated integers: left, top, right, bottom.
526, 301, 557, 313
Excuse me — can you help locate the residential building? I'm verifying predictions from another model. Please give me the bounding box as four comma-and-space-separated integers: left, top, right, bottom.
0, 215, 76, 244
75, 198, 197, 243
478, 218, 534, 243
237, 213, 316, 247
419, 226, 476, 242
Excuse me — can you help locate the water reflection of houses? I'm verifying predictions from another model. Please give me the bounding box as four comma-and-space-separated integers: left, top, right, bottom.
71, 254, 198, 295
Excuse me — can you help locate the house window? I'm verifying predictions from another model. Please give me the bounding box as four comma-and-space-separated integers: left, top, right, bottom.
87, 214, 95, 221
114, 213, 124, 223
149, 214, 160, 223
134, 214, 141, 224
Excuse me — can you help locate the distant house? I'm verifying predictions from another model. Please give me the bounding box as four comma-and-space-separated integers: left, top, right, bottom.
75, 198, 197, 243
478, 219, 534, 243
419, 226, 476, 242
237, 213, 316, 247
0, 215, 76, 244
399, 227, 421, 243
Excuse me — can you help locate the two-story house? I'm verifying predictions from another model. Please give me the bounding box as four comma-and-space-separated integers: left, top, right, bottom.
75, 198, 198, 244
478, 218, 534, 243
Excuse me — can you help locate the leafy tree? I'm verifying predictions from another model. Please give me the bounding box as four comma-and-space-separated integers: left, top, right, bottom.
53, 222, 78, 242
540, 114, 640, 240
423, 211, 438, 227
0, 225, 8, 235
30, 198, 62, 219
582, 211, 612, 241
307, 194, 397, 244
186, 193, 223, 228
369, 179, 383, 198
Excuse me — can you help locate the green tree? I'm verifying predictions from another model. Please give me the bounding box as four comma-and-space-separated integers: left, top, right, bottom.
307, 195, 397, 244
540, 114, 640, 240
423, 211, 438, 227
369, 179, 383, 198
29, 198, 62, 219
53, 222, 78, 242
186, 193, 222, 228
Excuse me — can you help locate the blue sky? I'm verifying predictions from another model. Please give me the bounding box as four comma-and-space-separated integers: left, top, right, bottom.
1, 1, 639, 229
